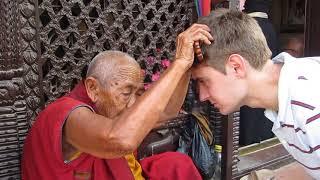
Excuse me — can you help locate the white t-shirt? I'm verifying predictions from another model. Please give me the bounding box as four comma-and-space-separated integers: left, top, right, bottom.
265, 52, 320, 179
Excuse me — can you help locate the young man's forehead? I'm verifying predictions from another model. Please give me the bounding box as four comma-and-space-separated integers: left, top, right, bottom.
191, 65, 210, 76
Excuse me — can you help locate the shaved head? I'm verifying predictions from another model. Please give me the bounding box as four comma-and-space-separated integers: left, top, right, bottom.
86, 50, 141, 88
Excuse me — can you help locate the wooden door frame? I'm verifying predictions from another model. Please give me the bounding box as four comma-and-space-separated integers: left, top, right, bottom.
304, 0, 320, 56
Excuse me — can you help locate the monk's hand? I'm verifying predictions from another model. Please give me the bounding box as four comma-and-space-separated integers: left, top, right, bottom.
174, 23, 213, 69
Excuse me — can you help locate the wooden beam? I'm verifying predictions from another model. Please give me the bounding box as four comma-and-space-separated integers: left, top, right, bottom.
305, 0, 320, 56
222, 114, 235, 180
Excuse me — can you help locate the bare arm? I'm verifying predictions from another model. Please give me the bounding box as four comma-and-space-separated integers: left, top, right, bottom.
158, 70, 191, 122
64, 24, 213, 159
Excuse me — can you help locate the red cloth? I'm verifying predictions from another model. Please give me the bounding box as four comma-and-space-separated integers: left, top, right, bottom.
22, 82, 201, 179
21, 82, 134, 180
140, 152, 202, 180
202, 0, 211, 16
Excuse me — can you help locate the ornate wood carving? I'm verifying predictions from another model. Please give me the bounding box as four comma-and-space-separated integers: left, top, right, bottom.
0, 0, 41, 178
38, 0, 194, 105
20, 0, 43, 126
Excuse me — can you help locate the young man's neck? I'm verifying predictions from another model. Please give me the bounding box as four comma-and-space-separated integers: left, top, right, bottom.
245, 60, 281, 111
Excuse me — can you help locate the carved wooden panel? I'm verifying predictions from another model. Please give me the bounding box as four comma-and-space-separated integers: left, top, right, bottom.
232, 111, 240, 175
0, 0, 41, 178
38, 0, 194, 104
20, 0, 43, 126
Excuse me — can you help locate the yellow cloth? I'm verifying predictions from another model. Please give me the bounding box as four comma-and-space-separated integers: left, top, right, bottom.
125, 153, 145, 180
67, 151, 82, 162
192, 111, 214, 145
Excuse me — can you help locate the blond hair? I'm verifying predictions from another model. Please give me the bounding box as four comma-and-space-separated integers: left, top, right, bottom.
198, 8, 271, 72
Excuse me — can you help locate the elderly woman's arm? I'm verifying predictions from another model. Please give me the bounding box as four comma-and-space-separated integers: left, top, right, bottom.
158, 70, 191, 124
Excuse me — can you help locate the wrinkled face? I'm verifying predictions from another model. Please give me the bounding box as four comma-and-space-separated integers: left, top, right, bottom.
95, 65, 143, 118
192, 64, 246, 115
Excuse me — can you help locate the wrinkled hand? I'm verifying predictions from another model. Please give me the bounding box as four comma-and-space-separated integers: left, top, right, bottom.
175, 24, 213, 69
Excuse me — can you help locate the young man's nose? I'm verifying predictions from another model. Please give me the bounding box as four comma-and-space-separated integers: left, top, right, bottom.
199, 86, 210, 102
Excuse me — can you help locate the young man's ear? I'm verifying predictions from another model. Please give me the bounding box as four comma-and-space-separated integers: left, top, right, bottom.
84, 77, 100, 103
225, 54, 246, 78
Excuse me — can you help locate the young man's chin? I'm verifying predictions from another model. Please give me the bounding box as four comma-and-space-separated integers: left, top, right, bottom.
219, 110, 229, 115
215, 106, 226, 115
217, 107, 237, 116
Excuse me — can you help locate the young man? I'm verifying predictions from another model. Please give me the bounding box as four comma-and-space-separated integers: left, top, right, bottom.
22, 23, 213, 179
192, 9, 320, 179
240, 0, 279, 146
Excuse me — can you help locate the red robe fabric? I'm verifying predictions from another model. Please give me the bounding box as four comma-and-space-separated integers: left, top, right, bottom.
22, 82, 134, 180
22, 82, 202, 180
140, 152, 202, 180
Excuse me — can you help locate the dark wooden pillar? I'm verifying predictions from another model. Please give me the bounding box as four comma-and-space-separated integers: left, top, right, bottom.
222, 114, 233, 180
305, 0, 320, 56
0, 0, 41, 178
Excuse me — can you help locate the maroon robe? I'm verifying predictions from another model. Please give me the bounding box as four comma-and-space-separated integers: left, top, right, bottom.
22, 82, 134, 180
22, 82, 202, 180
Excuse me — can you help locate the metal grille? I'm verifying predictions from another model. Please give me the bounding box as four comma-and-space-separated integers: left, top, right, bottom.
38, 0, 194, 104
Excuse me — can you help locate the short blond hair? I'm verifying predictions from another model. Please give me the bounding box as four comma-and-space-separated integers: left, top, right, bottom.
198, 8, 271, 72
